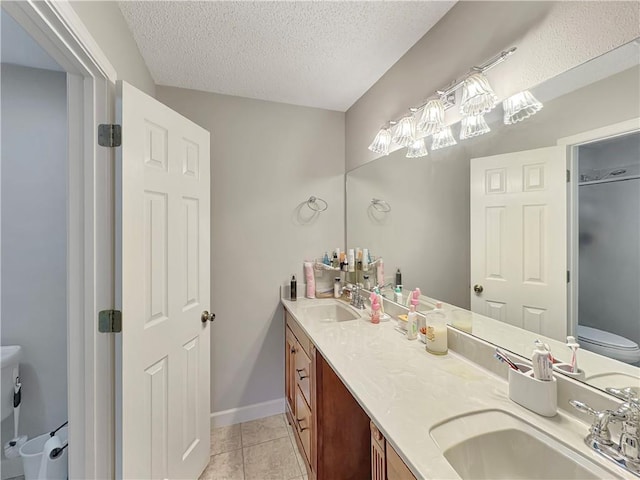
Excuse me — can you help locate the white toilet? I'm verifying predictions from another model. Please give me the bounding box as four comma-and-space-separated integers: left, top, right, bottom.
577, 325, 640, 364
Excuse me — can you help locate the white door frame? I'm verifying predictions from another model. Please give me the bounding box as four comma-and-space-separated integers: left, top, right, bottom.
2, 1, 116, 478
558, 117, 640, 338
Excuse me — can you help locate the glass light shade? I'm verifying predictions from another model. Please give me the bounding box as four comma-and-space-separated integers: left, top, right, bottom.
368, 128, 391, 155
406, 138, 428, 158
392, 116, 416, 147
416, 99, 445, 136
431, 126, 457, 150
503, 90, 543, 124
460, 114, 490, 140
460, 73, 498, 116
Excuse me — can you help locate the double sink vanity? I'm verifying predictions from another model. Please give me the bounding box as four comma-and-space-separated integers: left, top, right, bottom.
282, 295, 636, 480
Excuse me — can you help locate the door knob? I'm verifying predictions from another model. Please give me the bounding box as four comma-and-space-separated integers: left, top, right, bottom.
201, 311, 216, 323
473, 284, 484, 294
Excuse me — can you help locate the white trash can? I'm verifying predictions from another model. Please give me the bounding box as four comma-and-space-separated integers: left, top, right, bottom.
19, 425, 68, 480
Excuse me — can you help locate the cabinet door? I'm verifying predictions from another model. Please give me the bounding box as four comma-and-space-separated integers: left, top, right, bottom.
387, 444, 416, 480
285, 327, 297, 415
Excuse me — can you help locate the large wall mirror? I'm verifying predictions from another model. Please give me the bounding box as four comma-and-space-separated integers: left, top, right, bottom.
346, 39, 640, 393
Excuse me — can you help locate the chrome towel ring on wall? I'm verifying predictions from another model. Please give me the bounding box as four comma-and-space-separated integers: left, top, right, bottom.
306, 196, 328, 212
371, 198, 391, 213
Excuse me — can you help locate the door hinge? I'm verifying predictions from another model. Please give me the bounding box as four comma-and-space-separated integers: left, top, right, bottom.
98, 310, 122, 333
567, 270, 570, 283
566, 169, 570, 183
98, 124, 122, 147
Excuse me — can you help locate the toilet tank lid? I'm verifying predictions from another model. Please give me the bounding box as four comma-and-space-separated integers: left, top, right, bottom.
577, 325, 639, 350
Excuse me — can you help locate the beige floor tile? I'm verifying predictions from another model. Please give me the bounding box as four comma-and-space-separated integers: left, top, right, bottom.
243, 437, 302, 480
211, 424, 242, 456
199, 449, 244, 480
240, 414, 288, 447
289, 436, 307, 475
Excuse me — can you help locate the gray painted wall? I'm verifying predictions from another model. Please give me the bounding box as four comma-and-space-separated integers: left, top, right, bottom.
346, 1, 640, 171
156, 86, 345, 415
69, 1, 156, 97
1, 64, 68, 441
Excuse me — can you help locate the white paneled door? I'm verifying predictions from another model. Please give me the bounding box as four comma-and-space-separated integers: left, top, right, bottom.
470, 146, 567, 341
118, 81, 211, 479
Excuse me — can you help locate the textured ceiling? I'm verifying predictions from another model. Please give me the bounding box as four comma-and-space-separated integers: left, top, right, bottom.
118, 1, 456, 111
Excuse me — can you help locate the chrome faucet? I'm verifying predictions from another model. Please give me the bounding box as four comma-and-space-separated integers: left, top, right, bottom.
570, 387, 640, 477
341, 283, 366, 309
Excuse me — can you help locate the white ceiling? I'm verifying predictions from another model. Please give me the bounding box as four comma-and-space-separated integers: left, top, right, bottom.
118, 1, 456, 111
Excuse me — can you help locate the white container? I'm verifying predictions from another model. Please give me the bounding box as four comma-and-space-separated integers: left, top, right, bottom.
553, 362, 586, 381
20, 426, 68, 480
508, 364, 557, 417
425, 302, 448, 355
406, 307, 418, 340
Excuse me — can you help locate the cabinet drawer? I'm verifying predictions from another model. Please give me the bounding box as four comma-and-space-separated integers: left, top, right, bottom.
286, 312, 311, 357
294, 345, 311, 406
295, 386, 311, 463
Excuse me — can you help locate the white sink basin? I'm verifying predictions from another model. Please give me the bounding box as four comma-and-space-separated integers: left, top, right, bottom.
430, 410, 618, 479
302, 302, 361, 322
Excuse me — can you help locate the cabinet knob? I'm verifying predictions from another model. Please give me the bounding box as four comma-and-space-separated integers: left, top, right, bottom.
296, 368, 308, 380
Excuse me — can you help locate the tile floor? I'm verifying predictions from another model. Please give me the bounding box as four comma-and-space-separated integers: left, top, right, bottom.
200, 414, 308, 480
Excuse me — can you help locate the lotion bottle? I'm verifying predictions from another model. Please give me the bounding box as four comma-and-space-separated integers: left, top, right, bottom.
406, 290, 419, 340
394, 286, 403, 304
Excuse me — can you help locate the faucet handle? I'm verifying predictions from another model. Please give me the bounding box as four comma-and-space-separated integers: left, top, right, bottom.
606, 387, 640, 404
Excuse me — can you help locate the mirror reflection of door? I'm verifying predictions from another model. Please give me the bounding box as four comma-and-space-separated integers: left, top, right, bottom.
470, 146, 567, 341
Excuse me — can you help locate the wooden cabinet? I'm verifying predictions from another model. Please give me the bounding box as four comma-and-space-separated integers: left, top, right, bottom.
285, 311, 371, 480
370, 421, 417, 480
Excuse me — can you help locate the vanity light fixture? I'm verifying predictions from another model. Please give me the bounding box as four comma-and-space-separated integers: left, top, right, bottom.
416, 99, 445, 136
391, 115, 416, 147
460, 114, 490, 140
503, 90, 543, 124
368, 47, 516, 156
431, 126, 457, 150
406, 138, 429, 158
368, 127, 392, 155
460, 73, 498, 116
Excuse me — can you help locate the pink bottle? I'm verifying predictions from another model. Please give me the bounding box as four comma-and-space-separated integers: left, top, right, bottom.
371, 296, 381, 324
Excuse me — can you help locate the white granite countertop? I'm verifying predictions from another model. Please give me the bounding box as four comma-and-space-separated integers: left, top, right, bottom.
281, 297, 628, 480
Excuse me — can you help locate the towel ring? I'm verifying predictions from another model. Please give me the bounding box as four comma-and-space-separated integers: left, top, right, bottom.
371, 198, 391, 213
306, 196, 328, 212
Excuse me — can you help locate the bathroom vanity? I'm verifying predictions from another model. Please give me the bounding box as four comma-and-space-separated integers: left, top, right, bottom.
282, 296, 633, 480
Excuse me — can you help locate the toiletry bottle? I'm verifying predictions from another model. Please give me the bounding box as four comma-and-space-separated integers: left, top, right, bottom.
370, 296, 381, 324
348, 249, 355, 273
406, 292, 418, 340
394, 286, 403, 304
334, 277, 341, 299
411, 288, 424, 331
532, 340, 553, 381
425, 302, 448, 355
290, 275, 297, 301
332, 250, 339, 268
363, 275, 371, 291
362, 248, 369, 271
303, 262, 315, 298
395, 268, 402, 288
323, 252, 330, 265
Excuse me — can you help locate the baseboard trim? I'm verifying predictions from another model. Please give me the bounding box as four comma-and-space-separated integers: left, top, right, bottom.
210, 398, 285, 428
